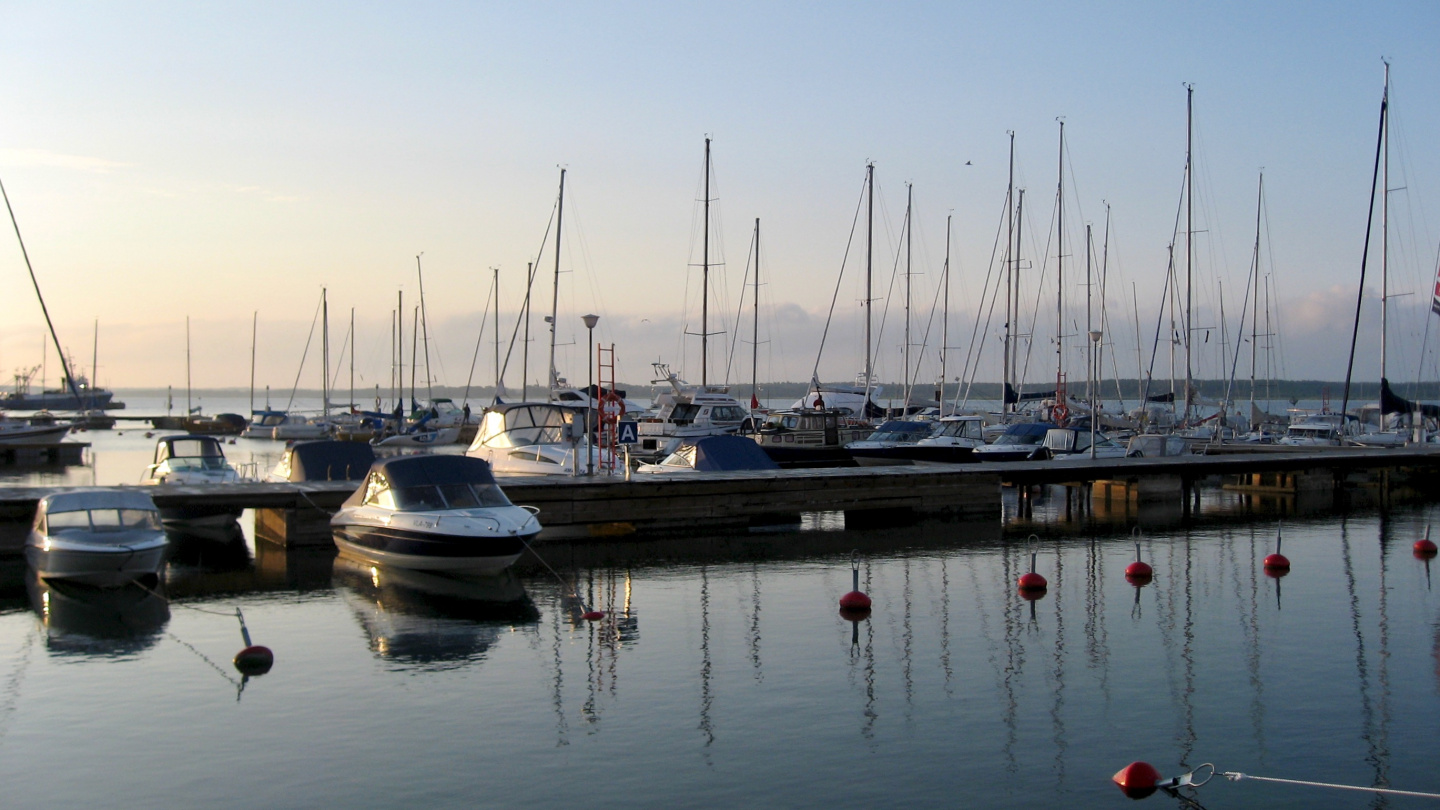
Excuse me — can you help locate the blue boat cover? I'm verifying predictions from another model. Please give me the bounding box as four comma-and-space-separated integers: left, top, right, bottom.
998, 422, 1057, 440
370, 454, 499, 487
284, 440, 376, 481
687, 435, 779, 471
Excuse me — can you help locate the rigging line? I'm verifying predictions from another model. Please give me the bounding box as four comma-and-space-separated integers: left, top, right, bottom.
1223, 772, 1440, 800
1415, 242, 1440, 386
284, 294, 324, 413
328, 316, 353, 397
498, 198, 558, 386
1141, 175, 1189, 404
1018, 182, 1060, 393
1341, 85, 1388, 419
872, 195, 909, 392
958, 193, 1012, 410
0, 175, 83, 403
809, 173, 869, 387
723, 224, 758, 384
462, 272, 497, 405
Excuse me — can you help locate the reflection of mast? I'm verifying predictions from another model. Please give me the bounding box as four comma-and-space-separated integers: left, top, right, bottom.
940, 559, 953, 692
549, 596, 570, 747
749, 564, 763, 681
698, 565, 714, 746
1049, 546, 1068, 786
1339, 522, 1378, 785
1179, 534, 1197, 764
902, 558, 914, 715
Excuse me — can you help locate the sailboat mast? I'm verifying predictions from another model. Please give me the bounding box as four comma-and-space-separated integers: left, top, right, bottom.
522, 261, 533, 400
416, 254, 432, 402
396, 290, 403, 409
322, 288, 330, 421
1249, 172, 1263, 419
1184, 84, 1194, 424
0, 175, 82, 406
548, 168, 565, 402
410, 305, 419, 406
349, 307, 355, 412
1086, 223, 1093, 402
249, 312, 257, 415
1381, 60, 1390, 383
903, 183, 913, 411
865, 162, 874, 399
185, 316, 192, 415
752, 217, 760, 406
1004, 132, 1014, 414
91, 319, 99, 411
1014, 188, 1024, 403
702, 137, 711, 387
494, 267, 501, 397
941, 213, 951, 417
1056, 118, 1065, 397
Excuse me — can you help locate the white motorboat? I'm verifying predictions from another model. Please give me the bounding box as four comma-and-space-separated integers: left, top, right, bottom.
330, 454, 541, 574
465, 401, 606, 476
0, 414, 71, 444
25, 489, 168, 587
140, 435, 244, 530
632, 364, 748, 458
1043, 427, 1131, 461
974, 422, 1057, 462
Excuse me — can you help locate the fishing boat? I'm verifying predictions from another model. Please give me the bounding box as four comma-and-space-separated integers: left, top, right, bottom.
1, 368, 115, 411
330, 455, 541, 574
635, 434, 779, 474
750, 408, 873, 468
25, 489, 168, 586
140, 435, 244, 530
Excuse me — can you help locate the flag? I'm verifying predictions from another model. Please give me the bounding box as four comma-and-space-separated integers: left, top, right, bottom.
1431, 267, 1440, 315
750, 394, 760, 410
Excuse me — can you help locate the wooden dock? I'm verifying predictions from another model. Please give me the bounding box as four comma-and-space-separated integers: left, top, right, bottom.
0, 447, 1436, 544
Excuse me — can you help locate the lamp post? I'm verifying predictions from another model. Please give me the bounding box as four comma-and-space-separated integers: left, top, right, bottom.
1089, 329, 1103, 459
582, 314, 600, 475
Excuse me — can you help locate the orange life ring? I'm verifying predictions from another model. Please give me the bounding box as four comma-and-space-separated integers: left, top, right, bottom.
1053, 403, 1070, 423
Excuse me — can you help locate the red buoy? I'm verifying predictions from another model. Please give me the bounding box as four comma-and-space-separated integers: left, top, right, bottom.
1018, 571, 1048, 591
233, 645, 274, 676
581, 610, 605, 621
1112, 761, 1162, 800
839, 554, 871, 611
1415, 525, 1437, 557
1264, 525, 1290, 573
838, 605, 872, 622
1126, 538, 1153, 583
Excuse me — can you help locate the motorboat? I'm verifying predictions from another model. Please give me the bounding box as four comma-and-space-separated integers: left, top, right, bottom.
372, 399, 466, 447
632, 364, 748, 459
854, 414, 988, 465
635, 434, 780, 474
789, 380, 885, 419
465, 401, 605, 476
1277, 412, 1354, 447
240, 409, 294, 438
140, 434, 244, 530
271, 414, 332, 440
268, 439, 375, 482
373, 425, 462, 448
0, 413, 71, 444
974, 422, 1057, 462
844, 421, 935, 467
1043, 427, 1131, 461
750, 408, 874, 468
1126, 434, 1190, 457
183, 412, 247, 436
330, 454, 541, 574
25, 489, 168, 587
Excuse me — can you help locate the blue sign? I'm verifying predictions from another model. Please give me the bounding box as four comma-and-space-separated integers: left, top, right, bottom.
616, 421, 638, 444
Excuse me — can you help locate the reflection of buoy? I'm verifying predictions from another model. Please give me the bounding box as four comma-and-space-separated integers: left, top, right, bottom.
1415, 524, 1437, 557
839, 552, 871, 611
233, 645, 274, 675
581, 610, 605, 621
839, 605, 871, 622
1264, 525, 1290, 574
1126, 536, 1153, 584
1112, 761, 1161, 800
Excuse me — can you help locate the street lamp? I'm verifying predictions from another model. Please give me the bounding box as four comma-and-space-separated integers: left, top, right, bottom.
1089, 330, 1103, 459
582, 314, 600, 475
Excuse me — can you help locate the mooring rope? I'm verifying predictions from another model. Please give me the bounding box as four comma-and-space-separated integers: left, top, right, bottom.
1223, 772, 1440, 800
519, 537, 598, 616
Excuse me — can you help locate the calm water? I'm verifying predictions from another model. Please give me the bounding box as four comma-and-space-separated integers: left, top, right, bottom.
0, 400, 1436, 808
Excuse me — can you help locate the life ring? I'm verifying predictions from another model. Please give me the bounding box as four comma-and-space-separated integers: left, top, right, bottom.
1053, 403, 1070, 423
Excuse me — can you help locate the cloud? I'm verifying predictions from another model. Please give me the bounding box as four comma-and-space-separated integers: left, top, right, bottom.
0, 148, 132, 174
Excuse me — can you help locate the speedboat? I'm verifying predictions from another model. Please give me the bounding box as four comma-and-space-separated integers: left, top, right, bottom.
1043, 427, 1131, 461
330, 454, 541, 574
25, 489, 168, 586
844, 420, 934, 466
0, 414, 71, 444
635, 434, 779, 474
632, 363, 748, 459
974, 422, 1057, 462
140, 435, 244, 530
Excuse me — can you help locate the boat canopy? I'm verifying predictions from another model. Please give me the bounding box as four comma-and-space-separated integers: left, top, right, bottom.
278, 440, 375, 482
39, 488, 159, 515
155, 435, 225, 462
370, 455, 498, 488
996, 422, 1056, 441
344, 455, 508, 511
661, 435, 779, 471
476, 402, 585, 448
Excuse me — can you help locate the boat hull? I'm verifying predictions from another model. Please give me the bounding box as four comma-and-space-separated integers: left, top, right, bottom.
848, 446, 979, 466
25, 542, 167, 587
0, 424, 72, 445
758, 446, 857, 469
332, 524, 533, 574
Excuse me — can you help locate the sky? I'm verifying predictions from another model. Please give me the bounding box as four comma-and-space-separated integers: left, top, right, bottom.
1, 1, 1438, 399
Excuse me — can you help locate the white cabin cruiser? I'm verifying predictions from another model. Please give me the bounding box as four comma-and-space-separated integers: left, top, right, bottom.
140, 434, 244, 530
331, 455, 540, 574
26, 489, 168, 587
465, 401, 606, 476
633, 364, 748, 458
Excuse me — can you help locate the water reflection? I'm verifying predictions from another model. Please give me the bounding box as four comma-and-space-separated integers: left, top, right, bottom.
26, 574, 169, 657
332, 557, 538, 671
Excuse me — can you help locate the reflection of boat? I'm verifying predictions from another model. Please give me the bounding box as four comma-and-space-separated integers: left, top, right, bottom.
25, 489, 169, 587
333, 556, 537, 670
27, 573, 169, 656
331, 455, 541, 573
140, 435, 244, 530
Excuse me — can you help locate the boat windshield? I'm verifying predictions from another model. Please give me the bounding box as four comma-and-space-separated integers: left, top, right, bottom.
391, 483, 512, 511
762, 414, 800, 430
167, 456, 231, 472
483, 405, 577, 447
45, 508, 162, 534
935, 420, 983, 439
660, 445, 698, 468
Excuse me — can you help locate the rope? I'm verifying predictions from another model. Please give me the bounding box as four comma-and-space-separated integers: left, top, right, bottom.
1224, 772, 1440, 800
519, 537, 596, 615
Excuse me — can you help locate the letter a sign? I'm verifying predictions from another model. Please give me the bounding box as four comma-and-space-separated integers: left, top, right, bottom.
616, 421, 638, 444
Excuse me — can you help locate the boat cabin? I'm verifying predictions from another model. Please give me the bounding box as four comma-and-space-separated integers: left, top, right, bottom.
349, 455, 513, 513
152, 435, 230, 472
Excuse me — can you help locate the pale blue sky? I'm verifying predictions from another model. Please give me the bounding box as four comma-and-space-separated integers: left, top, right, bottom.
1, 2, 1437, 393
